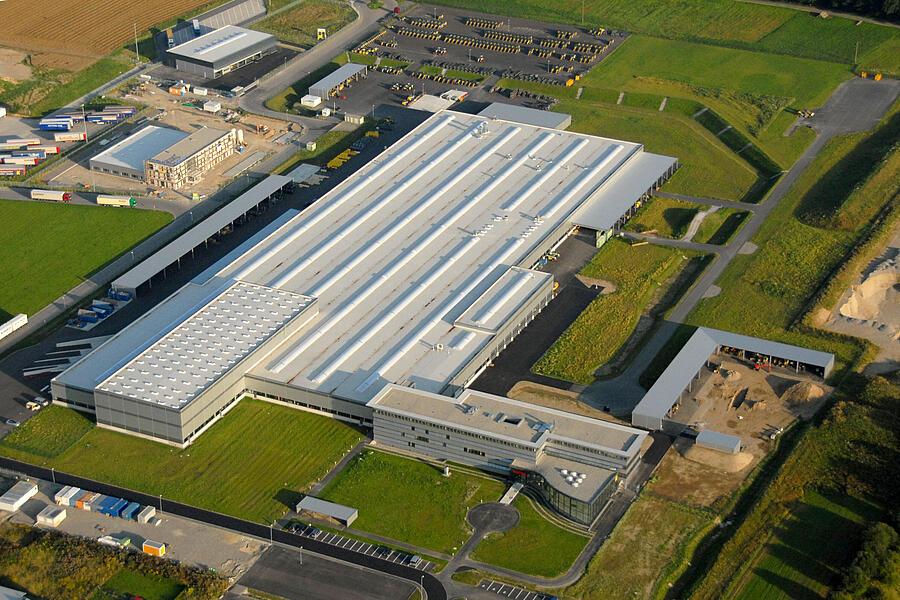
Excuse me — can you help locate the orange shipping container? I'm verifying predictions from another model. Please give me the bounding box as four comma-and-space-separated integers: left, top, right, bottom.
143, 540, 166, 556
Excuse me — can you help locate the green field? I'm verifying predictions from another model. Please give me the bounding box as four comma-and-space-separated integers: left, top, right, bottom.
0, 200, 171, 318
320, 450, 504, 554
734, 491, 881, 600
686, 105, 900, 374
533, 238, 703, 384
253, 0, 355, 48
92, 569, 184, 600
471, 496, 588, 578
266, 60, 341, 112
0, 399, 363, 523
562, 495, 712, 599
0, 406, 93, 458
428, 0, 900, 72
693, 208, 750, 245
625, 197, 701, 239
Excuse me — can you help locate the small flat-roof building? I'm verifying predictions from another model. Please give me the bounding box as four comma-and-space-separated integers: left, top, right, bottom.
167, 25, 276, 79
0, 480, 38, 512
296, 496, 358, 526
90, 125, 188, 180
479, 102, 571, 130
309, 63, 367, 100
36, 505, 67, 527
696, 429, 742, 454
146, 127, 239, 189
632, 327, 835, 431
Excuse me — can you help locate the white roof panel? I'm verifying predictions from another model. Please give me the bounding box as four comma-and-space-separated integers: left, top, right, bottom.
90, 125, 188, 173
168, 25, 274, 64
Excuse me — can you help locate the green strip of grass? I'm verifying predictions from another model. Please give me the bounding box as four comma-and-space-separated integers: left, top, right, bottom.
0, 399, 363, 523
320, 450, 505, 554
0, 200, 171, 318
624, 198, 701, 239
532, 238, 699, 384
266, 61, 342, 113
0, 406, 93, 458
93, 569, 184, 600
471, 496, 588, 578
692, 208, 750, 245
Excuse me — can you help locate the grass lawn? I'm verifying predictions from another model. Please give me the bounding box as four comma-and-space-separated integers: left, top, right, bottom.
0, 399, 363, 523
252, 0, 355, 48
428, 0, 899, 72
561, 495, 712, 599
320, 450, 505, 554
265, 60, 341, 113
471, 496, 588, 578
93, 569, 184, 600
0, 200, 171, 318
0, 406, 93, 458
275, 122, 374, 173
533, 238, 701, 384
733, 491, 881, 600
624, 197, 701, 239
692, 208, 750, 245
591, 36, 849, 108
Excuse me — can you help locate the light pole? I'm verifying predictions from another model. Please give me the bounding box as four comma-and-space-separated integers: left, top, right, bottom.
51, 468, 55, 484
158, 494, 162, 514
81, 104, 89, 143
299, 545, 303, 565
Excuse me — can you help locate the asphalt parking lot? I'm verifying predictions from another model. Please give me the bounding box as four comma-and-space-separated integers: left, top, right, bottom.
229, 545, 417, 600
291, 522, 435, 572
478, 579, 555, 600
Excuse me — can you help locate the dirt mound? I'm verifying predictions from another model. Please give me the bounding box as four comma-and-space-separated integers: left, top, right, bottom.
781, 381, 826, 405
839, 258, 899, 337
683, 445, 754, 473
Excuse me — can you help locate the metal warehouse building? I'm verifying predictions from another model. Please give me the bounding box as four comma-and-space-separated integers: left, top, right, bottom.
90, 125, 188, 180
54, 108, 676, 453
308, 63, 368, 101
632, 327, 834, 431
167, 25, 277, 79
145, 127, 240, 189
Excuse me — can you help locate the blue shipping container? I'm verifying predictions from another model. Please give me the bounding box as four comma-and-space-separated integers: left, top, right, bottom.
121, 502, 141, 521
108, 498, 129, 517
96, 496, 118, 515
39, 123, 72, 131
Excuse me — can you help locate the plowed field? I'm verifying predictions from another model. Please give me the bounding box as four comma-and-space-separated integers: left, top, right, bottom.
0, 0, 213, 67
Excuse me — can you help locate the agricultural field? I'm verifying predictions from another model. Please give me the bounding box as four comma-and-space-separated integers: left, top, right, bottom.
0, 523, 226, 600
624, 197, 701, 239
429, 0, 899, 72
0, 200, 171, 318
320, 450, 505, 555
0, 399, 363, 523
533, 239, 705, 384
471, 496, 589, 578
561, 495, 712, 599
253, 0, 355, 48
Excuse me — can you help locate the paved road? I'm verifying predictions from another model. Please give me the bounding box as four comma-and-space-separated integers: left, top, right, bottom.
653, 190, 759, 211
0, 457, 447, 600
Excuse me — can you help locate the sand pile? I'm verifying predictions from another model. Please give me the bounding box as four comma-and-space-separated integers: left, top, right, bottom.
839, 257, 899, 338
684, 445, 754, 472
782, 381, 826, 406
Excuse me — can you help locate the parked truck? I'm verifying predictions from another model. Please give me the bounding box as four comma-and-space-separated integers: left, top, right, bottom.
33, 145, 60, 155
6, 138, 39, 146
31, 189, 71, 202
54, 132, 87, 142
77, 309, 99, 324
96, 194, 136, 207
166, 28, 175, 48
192, 19, 201, 35
0, 166, 25, 176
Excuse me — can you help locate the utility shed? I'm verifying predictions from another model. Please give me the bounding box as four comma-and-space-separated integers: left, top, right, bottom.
0, 481, 38, 512
309, 63, 367, 99
478, 102, 571, 130
696, 429, 742, 454
36, 505, 67, 527
296, 496, 358, 526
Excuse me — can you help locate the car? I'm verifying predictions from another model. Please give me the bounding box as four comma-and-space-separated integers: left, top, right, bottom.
374, 545, 390, 557
5, 419, 20, 427
308, 527, 322, 539
408, 555, 422, 566
25, 401, 41, 411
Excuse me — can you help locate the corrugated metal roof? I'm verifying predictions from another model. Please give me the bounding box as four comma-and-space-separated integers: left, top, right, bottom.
696, 429, 742, 452
478, 103, 571, 130
309, 63, 367, 96
632, 327, 835, 429
286, 163, 320, 184
168, 25, 274, 64
297, 496, 357, 522
572, 152, 677, 231
112, 175, 292, 293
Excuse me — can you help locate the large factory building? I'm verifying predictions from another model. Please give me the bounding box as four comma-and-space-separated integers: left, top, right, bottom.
54, 107, 677, 521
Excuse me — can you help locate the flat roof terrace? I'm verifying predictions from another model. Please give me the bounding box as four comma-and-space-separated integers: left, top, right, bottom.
149, 127, 232, 168
90, 125, 189, 173
196, 111, 649, 403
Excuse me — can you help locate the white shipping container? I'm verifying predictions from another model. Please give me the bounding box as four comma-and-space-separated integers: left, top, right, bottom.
0, 107, 7, 118
54, 132, 87, 142
203, 100, 221, 113
193, 87, 208, 96
137, 505, 156, 523
0, 313, 27, 340
37, 505, 67, 527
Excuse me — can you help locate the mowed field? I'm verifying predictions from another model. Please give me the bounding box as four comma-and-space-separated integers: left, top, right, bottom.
0, 200, 171, 318
0, 399, 363, 523
0, 0, 215, 69
253, 0, 355, 48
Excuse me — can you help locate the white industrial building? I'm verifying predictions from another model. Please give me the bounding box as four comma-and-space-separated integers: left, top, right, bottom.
90, 125, 189, 180
167, 25, 277, 79
0, 480, 38, 513
53, 108, 677, 523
